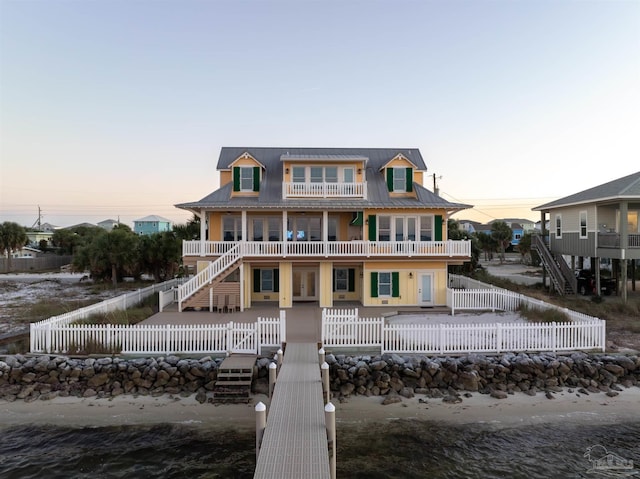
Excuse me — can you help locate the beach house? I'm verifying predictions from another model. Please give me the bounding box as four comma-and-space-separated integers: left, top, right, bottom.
175, 147, 472, 312
532, 171, 640, 301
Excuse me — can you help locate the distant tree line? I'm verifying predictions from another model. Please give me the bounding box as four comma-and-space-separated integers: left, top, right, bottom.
49, 215, 201, 286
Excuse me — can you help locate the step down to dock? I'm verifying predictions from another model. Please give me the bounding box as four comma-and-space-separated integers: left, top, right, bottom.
213, 354, 257, 403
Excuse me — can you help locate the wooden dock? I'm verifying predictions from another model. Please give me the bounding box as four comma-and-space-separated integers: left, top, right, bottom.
254, 342, 331, 478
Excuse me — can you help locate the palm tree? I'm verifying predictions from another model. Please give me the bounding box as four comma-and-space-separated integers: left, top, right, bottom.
0, 222, 28, 271
491, 221, 512, 264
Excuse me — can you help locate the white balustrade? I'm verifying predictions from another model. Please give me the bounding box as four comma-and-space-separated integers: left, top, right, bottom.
282, 181, 366, 198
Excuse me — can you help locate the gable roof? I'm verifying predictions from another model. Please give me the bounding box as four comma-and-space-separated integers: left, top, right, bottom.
533, 171, 640, 211
135, 215, 172, 223
176, 147, 471, 213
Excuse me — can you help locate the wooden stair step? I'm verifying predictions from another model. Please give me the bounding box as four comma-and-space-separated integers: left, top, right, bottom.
215, 380, 252, 386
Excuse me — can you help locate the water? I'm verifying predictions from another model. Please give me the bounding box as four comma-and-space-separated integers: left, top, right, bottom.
1, 421, 638, 478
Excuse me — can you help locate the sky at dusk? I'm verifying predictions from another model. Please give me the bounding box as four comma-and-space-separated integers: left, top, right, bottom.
1, 0, 638, 229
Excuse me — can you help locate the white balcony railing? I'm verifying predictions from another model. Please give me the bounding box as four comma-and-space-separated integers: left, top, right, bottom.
183, 240, 471, 258
282, 181, 366, 198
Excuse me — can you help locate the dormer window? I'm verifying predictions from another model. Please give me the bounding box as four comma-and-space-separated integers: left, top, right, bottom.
233, 166, 260, 192
386, 167, 413, 193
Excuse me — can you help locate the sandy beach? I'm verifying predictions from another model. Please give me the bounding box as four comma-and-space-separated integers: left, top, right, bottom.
2, 387, 639, 430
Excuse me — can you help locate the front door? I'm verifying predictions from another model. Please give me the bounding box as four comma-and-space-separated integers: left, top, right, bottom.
293, 269, 318, 301
418, 273, 434, 306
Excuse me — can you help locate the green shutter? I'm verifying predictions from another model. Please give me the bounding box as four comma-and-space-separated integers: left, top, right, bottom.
386, 169, 394, 192
233, 167, 240, 192
370, 272, 378, 298
392, 272, 400, 297
435, 215, 443, 241
253, 269, 261, 292
348, 269, 355, 292
368, 215, 377, 241
406, 168, 413, 192
332, 269, 336, 292
253, 166, 260, 192
273, 268, 279, 293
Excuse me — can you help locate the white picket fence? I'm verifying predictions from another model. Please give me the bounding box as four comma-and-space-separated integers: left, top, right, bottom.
30, 277, 285, 355
322, 303, 606, 354
447, 274, 599, 323
30, 314, 285, 356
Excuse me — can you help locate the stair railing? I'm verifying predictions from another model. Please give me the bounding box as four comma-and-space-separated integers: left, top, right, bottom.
178, 243, 241, 310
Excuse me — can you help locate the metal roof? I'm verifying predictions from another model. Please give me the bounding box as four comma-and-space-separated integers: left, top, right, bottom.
532, 171, 640, 211
176, 147, 471, 213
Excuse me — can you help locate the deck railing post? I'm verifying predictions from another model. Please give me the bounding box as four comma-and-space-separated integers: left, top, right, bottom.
325, 402, 336, 479
321, 361, 330, 404
276, 348, 283, 373
269, 362, 277, 399
255, 401, 266, 462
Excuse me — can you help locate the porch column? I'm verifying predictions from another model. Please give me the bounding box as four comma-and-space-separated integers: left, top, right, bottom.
319, 261, 333, 308
241, 210, 247, 242
282, 210, 288, 244
620, 200, 628, 302
200, 209, 207, 256
323, 210, 329, 256
239, 262, 245, 312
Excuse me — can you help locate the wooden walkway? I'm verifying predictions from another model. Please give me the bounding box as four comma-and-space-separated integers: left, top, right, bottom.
254, 342, 330, 478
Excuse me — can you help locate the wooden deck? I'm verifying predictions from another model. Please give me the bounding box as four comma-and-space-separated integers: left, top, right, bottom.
254, 342, 330, 478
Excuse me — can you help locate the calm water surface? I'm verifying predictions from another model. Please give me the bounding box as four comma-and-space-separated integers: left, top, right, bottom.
0, 421, 638, 478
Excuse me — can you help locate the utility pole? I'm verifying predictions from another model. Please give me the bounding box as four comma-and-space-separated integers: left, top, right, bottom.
432, 174, 442, 196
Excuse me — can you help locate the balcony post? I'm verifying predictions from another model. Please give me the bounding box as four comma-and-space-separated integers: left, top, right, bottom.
200, 209, 206, 256
282, 210, 287, 246
323, 210, 329, 256
241, 210, 247, 242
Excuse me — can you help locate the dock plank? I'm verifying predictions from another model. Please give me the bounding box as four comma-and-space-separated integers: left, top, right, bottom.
254, 342, 330, 478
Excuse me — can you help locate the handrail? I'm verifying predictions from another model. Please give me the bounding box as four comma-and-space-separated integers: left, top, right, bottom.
178, 244, 241, 310
532, 235, 574, 295
183, 240, 472, 258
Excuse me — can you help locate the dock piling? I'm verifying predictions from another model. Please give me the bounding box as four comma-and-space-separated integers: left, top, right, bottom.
325, 402, 336, 479
255, 402, 266, 462
321, 361, 330, 404
268, 362, 277, 398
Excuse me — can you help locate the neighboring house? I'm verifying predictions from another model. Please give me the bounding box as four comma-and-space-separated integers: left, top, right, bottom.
532, 171, 640, 300
2, 246, 41, 259
133, 215, 172, 235
26, 230, 55, 246
473, 219, 536, 248
175, 147, 472, 311
98, 219, 119, 230
456, 219, 482, 234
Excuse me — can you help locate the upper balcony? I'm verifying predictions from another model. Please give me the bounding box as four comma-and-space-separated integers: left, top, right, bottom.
282, 181, 367, 199
182, 240, 471, 262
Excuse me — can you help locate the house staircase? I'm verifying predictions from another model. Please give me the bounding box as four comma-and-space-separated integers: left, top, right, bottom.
531, 234, 576, 295
178, 244, 242, 311
212, 354, 256, 403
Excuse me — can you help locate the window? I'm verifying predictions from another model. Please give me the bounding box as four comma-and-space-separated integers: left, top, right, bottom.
240, 167, 254, 191
254, 268, 279, 293
378, 272, 392, 296
233, 166, 260, 192
579, 211, 587, 239
343, 168, 354, 183
325, 167, 338, 183
268, 218, 281, 241
328, 217, 338, 241
310, 167, 323, 183
252, 219, 263, 241
292, 167, 305, 183
555, 214, 562, 239
420, 216, 433, 241
223, 216, 242, 241
393, 167, 406, 192
261, 269, 273, 292
378, 216, 391, 241
335, 268, 348, 292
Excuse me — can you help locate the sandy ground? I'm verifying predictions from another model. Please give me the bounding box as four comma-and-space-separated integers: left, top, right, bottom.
2, 387, 639, 430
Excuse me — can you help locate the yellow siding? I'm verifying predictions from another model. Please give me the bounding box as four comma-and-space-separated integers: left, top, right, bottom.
279, 262, 292, 308
362, 260, 448, 306
220, 170, 231, 187
208, 213, 222, 241
319, 262, 333, 308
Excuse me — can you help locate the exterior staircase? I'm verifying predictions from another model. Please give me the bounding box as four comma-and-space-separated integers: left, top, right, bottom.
213, 354, 256, 403
178, 244, 242, 311
531, 234, 576, 295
